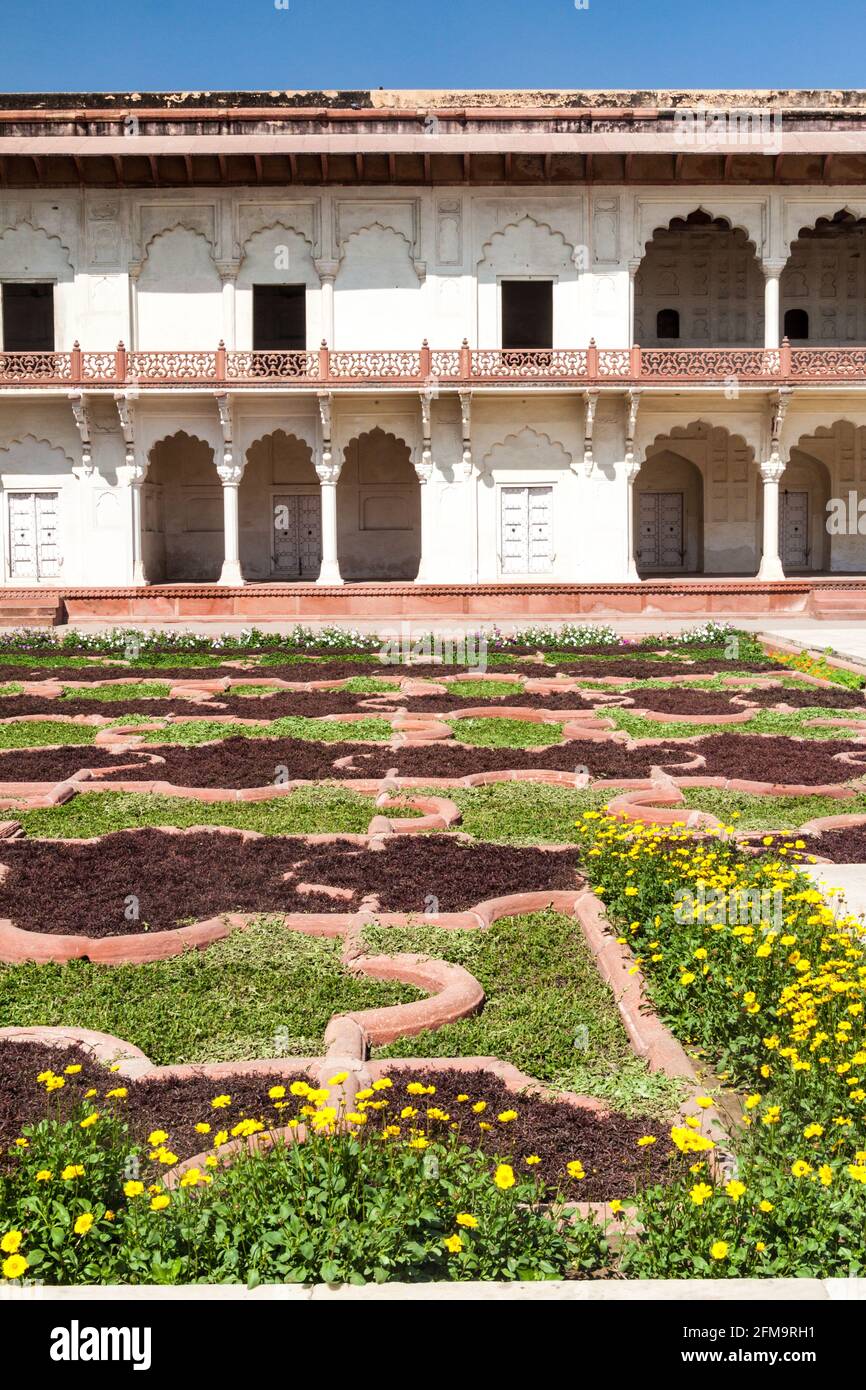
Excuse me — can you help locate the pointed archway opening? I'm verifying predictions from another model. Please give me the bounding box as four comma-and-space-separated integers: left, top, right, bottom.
337, 427, 420, 580
146, 431, 220, 582
634, 450, 704, 575
242, 430, 321, 581
635, 210, 764, 347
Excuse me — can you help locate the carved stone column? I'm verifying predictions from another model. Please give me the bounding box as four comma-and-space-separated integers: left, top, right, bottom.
624, 390, 643, 581
315, 392, 343, 584
217, 261, 240, 350
757, 459, 786, 580
762, 260, 786, 352
114, 394, 147, 584
414, 390, 436, 583
315, 259, 339, 347
216, 394, 244, 585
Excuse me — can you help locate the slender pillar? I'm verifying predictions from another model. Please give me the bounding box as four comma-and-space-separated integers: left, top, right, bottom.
315, 260, 339, 347
130, 479, 147, 584
625, 461, 641, 582
415, 463, 435, 583
763, 263, 785, 351
217, 465, 244, 585
757, 460, 786, 580
316, 467, 343, 585
218, 266, 239, 349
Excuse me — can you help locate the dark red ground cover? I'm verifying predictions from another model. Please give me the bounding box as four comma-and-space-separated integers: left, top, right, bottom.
735, 685, 866, 711
685, 733, 865, 785
0, 1040, 307, 1163
0, 1044, 684, 1198
0, 829, 582, 936
95, 735, 697, 786
0, 746, 155, 781
764, 825, 866, 864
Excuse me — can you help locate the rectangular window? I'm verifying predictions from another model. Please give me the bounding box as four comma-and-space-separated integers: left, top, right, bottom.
252, 284, 306, 351
501, 281, 553, 350
2, 283, 55, 351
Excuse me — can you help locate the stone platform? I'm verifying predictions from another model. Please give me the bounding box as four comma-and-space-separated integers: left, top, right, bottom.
3, 577, 866, 628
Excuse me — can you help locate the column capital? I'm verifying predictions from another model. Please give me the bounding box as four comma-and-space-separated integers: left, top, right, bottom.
314, 257, 340, 284
761, 257, 788, 280
759, 457, 786, 483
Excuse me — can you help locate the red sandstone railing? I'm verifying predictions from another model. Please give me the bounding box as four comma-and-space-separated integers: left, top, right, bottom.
1, 339, 865, 388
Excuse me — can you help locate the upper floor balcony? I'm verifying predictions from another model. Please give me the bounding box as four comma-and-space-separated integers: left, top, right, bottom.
1, 340, 866, 390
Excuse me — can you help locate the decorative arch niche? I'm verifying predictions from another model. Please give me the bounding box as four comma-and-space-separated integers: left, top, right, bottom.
635, 211, 764, 348
145, 431, 220, 584
335, 226, 421, 350
337, 427, 420, 580
136, 227, 223, 351
477, 216, 579, 349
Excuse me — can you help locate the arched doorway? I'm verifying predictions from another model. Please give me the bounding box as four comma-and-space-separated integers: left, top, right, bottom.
777, 453, 831, 572
635, 210, 764, 347
242, 430, 321, 580
337, 427, 420, 580
634, 451, 704, 574
146, 431, 220, 582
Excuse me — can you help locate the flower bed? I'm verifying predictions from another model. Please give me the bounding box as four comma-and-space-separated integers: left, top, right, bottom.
572, 811, 866, 1277
0, 828, 582, 937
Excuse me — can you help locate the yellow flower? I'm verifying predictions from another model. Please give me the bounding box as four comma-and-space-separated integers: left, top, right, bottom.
35, 1170, 52, 1183
637, 1135, 657, 1147
61, 1164, 84, 1180
2, 1254, 28, 1280
105, 1087, 128, 1099
791, 1160, 813, 1178
64, 1064, 82, 1074
1, 1231, 23, 1254
456, 1213, 478, 1228
124, 1181, 145, 1198
690, 1183, 714, 1206
567, 1160, 586, 1180
443, 1235, 463, 1254
73, 1213, 94, 1236
710, 1241, 729, 1261
695, 1096, 713, 1109
610, 1199, 623, 1215
493, 1164, 515, 1190
497, 1110, 518, 1123
725, 1180, 746, 1203
210, 1095, 231, 1109
79, 1113, 99, 1129
150, 1194, 170, 1211
194, 1123, 211, 1135
326, 1073, 348, 1086
268, 1086, 286, 1100
525, 1155, 541, 1166
472, 1102, 487, 1114
818, 1165, 833, 1187
372, 1078, 392, 1091
758, 1199, 774, 1212
147, 1130, 168, 1146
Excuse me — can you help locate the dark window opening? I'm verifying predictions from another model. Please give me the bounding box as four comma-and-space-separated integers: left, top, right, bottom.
2, 283, 54, 351
253, 284, 307, 351
501, 281, 553, 350
656, 308, 680, 340
784, 308, 809, 341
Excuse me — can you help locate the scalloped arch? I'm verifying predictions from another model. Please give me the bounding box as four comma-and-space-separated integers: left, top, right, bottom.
0, 434, 75, 469
639, 207, 760, 260
147, 428, 216, 459
480, 426, 573, 473
0, 221, 74, 272
140, 222, 217, 264
239, 221, 316, 261
245, 428, 315, 465
643, 419, 758, 465
342, 425, 413, 454
478, 214, 577, 266
338, 221, 416, 262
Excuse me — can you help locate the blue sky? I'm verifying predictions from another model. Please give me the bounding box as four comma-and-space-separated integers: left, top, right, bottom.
0, 0, 864, 92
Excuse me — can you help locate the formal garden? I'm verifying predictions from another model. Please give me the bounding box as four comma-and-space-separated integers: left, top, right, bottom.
1, 619, 866, 1285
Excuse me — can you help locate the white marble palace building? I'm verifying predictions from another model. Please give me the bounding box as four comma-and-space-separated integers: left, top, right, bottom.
1, 88, 866, 602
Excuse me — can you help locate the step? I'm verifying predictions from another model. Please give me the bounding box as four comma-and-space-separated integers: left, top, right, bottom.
809, 590, 866, 619
0, 596, 64, 627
